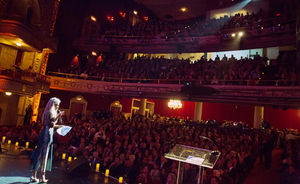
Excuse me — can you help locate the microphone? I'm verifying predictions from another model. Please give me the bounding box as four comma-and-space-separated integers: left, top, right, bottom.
57, 110, 62, 123
199, 135, 220, 156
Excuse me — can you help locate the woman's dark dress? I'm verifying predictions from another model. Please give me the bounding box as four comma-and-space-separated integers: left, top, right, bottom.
31, 110, 56, 172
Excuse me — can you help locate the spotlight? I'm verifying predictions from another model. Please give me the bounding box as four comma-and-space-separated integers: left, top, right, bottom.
90, 16, 96, 21
5, 92, 12, 96
16, 43, 22, 46
232, 33, 236, 37
133, 11, 137, 15
238, 32, 243, 36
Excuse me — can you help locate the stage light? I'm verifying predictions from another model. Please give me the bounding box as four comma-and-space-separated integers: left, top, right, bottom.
16, 43, 22, 46
107, 16, 113, 21
96, 163, 100, 172
119, 12, 126, 18
232, 33, 236, 37
91, 16, 96, 21
92, 51, 97, 56
5, 92, 12, 96
133, 11, 137, 15
181, 7, 186, 12
239, 32, 243, 36
261, 27, 263, 29
105, 169, 110, 177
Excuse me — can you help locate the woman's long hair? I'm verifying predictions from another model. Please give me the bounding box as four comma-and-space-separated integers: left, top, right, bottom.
42, 97, 61, 123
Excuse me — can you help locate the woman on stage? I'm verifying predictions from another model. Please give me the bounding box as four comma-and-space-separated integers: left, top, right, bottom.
30, 97, 64, 183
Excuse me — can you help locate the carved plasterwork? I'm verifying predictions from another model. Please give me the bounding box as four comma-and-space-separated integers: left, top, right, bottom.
0, 0, 9, 20
40, 51, 49, 75
33, 52, 43, 73
49, 77, 181, 94
38, 0, 61, 36
31, 92, 41, 122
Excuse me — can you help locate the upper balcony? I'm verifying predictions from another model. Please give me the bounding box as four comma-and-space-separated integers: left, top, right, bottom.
0, 0, 58, 52
0, 69, 50, 96
73, 19, 296, 53
48, 72, 300, 109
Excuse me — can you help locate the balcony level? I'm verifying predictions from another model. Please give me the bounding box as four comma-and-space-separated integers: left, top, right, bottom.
48, 73, 300, 109
0, 69, 50, 96
73, 20, 296, 53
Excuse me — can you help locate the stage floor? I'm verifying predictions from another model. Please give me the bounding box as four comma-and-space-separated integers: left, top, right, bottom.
0, 143, 121, 184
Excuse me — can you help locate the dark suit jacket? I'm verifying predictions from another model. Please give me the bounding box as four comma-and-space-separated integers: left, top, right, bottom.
90, 158, 101, 170
228, 167, 237, 184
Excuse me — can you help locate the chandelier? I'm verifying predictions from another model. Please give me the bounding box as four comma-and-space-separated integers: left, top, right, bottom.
168, 100, 183, 110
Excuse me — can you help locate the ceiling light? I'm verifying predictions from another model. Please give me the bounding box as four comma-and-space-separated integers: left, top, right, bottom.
16, 43, 22, 46
91, 16, 96, 21
168, 100, 182, 110
92, 51, 97, 56
133, 11, 137, 15
232, 33, 236, 37
5, 92, 12, 96
181, 8, 186, 12
239, 32, 243, 36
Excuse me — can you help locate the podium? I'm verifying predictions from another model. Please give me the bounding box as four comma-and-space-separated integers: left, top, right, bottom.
165, 144, 220, 184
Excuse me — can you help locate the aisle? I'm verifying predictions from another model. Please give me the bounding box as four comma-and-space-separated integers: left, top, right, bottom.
244, 149, 282, 184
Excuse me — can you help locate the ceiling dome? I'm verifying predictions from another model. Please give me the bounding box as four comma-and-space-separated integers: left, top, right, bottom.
5, 0, 41, 25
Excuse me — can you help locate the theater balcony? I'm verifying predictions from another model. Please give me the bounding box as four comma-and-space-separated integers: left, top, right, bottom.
73, 20, 296, 53
48, 73, 300, 109
0, 69, 50, 96
0, 0, 58, 53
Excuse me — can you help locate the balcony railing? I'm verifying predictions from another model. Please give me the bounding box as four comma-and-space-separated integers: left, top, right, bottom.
0, 68, 51, 82
47, 72, 299, 87
75, 19, 296, 44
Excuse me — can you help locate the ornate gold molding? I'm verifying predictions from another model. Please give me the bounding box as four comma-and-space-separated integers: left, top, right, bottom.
40, 51, 49, 75
31, 92, 41, 122
39, 0, 61, 36
0, 0, 9, 20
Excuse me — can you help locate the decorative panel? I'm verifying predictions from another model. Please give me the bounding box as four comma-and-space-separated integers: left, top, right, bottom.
38, 0, 60, 36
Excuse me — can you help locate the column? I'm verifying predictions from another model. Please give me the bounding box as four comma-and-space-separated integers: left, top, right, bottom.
203, 52, 208, 59
253, 106, 264, 129
193, 102, 203, 121
262, 48, 267, 58
139, 98, 147, 117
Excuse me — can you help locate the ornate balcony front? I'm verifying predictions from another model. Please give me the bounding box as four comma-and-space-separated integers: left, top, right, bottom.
49, 74, 300, 109
73, 20, 296, 53
0, 69, 50, 96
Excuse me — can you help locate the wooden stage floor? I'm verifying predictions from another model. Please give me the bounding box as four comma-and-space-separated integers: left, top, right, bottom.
0, 143, 121, 184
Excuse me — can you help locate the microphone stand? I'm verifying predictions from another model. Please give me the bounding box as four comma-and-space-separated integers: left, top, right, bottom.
199, 136, 220, 156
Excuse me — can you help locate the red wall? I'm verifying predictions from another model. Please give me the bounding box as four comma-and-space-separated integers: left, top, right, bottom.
41, 90, 130, 112
153, 99, 195, 119
202, 103, 255, 127
264, 107, 300, 130
41, 90, 300, 130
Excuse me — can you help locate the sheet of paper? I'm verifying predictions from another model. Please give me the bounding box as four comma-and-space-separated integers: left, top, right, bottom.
56, 126, 72, 136
185, 156, 205, 166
